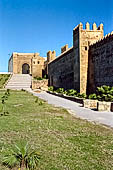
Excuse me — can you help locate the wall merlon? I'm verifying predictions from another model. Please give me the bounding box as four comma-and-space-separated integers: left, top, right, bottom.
79, 22, 83, 29
111, 31, 113, 35
47, 50, 52, 56
74, 23, 104, 32
98, 23, 103, 30
89, 32, 113, 49
93, 23, 97, 30
52, 50, 56, 55
61, 44, 68, 53
85, 22, 90, 30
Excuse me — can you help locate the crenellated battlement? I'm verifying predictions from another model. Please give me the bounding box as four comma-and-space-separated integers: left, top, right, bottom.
61, 44, 68, 53
90, 31, 113, 48
47, 50, 56, 63
73, 22, 103, 31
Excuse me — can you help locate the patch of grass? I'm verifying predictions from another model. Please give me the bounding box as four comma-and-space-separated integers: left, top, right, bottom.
0, 74, 10, 89
0, 90, 113, 169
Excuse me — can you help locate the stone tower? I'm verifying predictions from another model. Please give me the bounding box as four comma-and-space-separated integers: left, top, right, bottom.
73, 22, 104, 94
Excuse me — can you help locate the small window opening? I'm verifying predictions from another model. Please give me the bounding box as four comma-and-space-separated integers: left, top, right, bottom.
85, 46, 87, 51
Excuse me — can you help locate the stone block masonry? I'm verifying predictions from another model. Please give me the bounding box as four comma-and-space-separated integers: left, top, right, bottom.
8, 52, 45, 78
83, 99, 98, 109
88, 32, 113, 94
8, 22, 113, 95
48, 22, 104, 94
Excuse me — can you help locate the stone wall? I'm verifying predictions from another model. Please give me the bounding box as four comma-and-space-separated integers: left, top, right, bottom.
8, 23, 113, 95
32, 79, 48, 90
88, 32, 113, 93
48, 47, 74, 89
48, 22, 104, 93
8, 56, 13, 72
9, 52, 45, 78
97, 101, 111, 112
78, 23, 103, 94
83, 99, 98, 109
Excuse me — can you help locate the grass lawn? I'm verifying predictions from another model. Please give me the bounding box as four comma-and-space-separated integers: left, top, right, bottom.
0, 74, 10, 89
0, 90, 113, 170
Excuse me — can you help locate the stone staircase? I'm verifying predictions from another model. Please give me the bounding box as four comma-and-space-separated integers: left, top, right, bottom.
5, 74, 32, 90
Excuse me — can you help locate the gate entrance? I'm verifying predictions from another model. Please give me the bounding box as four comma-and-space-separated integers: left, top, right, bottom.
22, 63, 30, 74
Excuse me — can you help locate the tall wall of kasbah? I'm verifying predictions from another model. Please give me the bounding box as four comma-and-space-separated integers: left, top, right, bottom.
88, 32, 113, 94
48, 45, 75, 89
48, 22, 104, 94
8, 22, 113, 95
78, 23, 103, 94
44, 50, 56, 76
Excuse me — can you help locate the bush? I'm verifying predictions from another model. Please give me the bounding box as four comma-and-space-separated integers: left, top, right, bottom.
56, 88, 64, 94
65, 89, 77, 96
2, 141, 40, 170
48, 86, 54, 92
96, 85, 113, 102
34, 77, 43, 80
76, 93, 87, 99
88, 93, 97, 100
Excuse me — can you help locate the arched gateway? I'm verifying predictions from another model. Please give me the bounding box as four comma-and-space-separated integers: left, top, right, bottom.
22, 63, 30, 74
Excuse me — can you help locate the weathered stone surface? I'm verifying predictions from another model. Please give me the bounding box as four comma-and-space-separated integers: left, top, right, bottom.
8, 22, 113, 96
48, 47, 74, 90
48, 22, 104, 94
88, 33, 113, 94
32, 79, 48, 90
97, 101, 111, 111
83, 99, 98, 109
8, 53, 45, 78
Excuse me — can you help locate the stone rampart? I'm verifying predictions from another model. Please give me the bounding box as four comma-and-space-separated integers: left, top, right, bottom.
88, 32, 113, 93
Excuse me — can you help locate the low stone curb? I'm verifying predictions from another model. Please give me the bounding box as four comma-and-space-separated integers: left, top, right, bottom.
47, 91, 84, 104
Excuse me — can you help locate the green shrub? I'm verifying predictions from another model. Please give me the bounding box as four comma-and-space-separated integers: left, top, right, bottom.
76, 93, 87, 99
2, 141, 40, 170
48, 86, 54, 92
56, 88, 64, 94
96, 85, 113, 102
65, 89, 77, 96
34, 77, 43, 80
88, 93, 97, 100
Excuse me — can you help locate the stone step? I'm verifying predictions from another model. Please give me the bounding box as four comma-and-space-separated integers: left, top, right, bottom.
6, 85, 31, 87
5, 74, 32, 90
7, 82, 31, 84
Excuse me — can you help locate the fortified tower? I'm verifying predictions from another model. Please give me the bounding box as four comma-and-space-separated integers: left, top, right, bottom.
73, 22, 104, 94
45, 50, 56, 75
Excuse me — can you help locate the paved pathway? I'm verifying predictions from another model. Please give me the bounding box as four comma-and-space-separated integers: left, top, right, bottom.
30, 90, 113, 128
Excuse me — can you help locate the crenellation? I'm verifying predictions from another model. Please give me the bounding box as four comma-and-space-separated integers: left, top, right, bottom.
8, 22, 113, 95
48, 22, 112, 94
93, 23, 97, 30
97, 23, 103, 30
85, 22, 90, 30
61, 44, 68, 53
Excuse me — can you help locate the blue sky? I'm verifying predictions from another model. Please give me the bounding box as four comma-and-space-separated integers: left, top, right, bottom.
0, 0, 113, 71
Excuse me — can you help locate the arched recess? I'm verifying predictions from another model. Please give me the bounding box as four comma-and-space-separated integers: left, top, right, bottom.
22, 63, 30, 74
